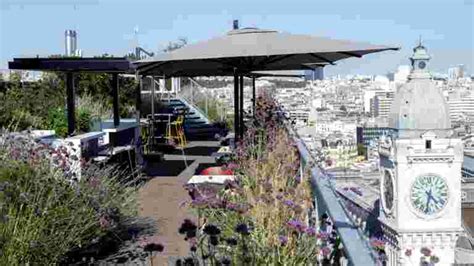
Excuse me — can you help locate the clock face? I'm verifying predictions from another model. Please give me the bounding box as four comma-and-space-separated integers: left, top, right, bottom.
418, 61, 426, 69
382, 171, 394, 213
410, 175, 448, 216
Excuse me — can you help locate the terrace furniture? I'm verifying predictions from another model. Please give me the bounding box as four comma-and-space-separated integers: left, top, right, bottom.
65, 131, 105, 180
167, 115, 186, 147
187, 175, 235, 185
101, 119, 139, 147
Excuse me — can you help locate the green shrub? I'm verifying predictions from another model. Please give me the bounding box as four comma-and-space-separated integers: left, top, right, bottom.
46, 107, 68, 137
0, 72, 65, 131
76, 108, 91, 133
0, 132, 138, 265
0, 72, 137, 132
45, 106, 93, 137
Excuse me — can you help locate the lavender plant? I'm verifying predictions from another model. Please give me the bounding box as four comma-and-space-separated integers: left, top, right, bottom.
176, 92, 320, 265
0, 131, 138, 265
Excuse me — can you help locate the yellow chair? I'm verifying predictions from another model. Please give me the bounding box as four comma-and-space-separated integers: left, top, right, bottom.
166, 115, 186, 147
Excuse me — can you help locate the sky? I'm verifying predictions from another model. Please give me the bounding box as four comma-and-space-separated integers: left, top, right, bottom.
0, 0, 473, 77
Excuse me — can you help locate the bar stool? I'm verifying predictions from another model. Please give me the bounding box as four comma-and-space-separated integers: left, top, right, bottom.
166, 115, 186, 147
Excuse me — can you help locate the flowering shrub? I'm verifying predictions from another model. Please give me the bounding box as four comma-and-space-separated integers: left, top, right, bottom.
178, 92, 319, 265
0, 131, 138, 264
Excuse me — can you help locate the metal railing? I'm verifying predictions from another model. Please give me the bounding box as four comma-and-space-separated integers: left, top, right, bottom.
179, 78, 212, 124
287, 123, 377, 266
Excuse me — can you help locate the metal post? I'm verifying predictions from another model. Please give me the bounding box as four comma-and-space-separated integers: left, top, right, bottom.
233, 69, 239, 143
205, 89, 208, 116
66, 72, 76, 136
252, 76, 256, 116
151, 76, 156, 143
112, 73, 120, 127
190, 78, 194, 105
135, 73, 143, 167
136, 74, 142, 122
239, 75, 244, 138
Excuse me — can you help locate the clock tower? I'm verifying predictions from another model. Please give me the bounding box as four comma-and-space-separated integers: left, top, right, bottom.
378, 42, 463, 265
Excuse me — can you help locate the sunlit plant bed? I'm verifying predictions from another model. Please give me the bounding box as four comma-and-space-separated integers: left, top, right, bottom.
175, 92, 327, 265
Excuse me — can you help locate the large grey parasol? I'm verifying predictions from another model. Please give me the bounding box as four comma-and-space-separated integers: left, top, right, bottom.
135, 27, 399, 140
136, 28, 398, 76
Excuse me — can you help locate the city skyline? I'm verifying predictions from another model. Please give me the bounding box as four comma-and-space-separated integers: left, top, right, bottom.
1, 0, 473, 76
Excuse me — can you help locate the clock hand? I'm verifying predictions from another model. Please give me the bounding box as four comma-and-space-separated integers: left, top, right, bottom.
426, 188, 440, 205
429, 194, 439, 205
425, 192, 431, 213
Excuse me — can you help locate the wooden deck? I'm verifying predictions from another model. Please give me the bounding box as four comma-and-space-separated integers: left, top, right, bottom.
138, 141, 220, 265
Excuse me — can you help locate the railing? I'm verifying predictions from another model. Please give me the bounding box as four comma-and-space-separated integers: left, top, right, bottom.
287, 123, 377, 266
179, 78, 212, 124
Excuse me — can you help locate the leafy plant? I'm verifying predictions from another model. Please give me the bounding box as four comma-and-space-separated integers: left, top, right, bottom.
0, 71, 138, 133
178, 92, 320, 265
46, 107, 68, 137
0, 131, 138, 264
76, 107, 92, 133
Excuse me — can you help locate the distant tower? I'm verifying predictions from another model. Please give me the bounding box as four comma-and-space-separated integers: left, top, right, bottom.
448, 64, 465, 80
379, 42, 463, 265
65, 30, 77, 56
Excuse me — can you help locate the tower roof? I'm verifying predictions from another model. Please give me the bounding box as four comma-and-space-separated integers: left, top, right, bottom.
388, 42, 452, 138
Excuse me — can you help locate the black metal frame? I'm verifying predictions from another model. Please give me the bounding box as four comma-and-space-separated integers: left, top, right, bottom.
8, 57, 134, 136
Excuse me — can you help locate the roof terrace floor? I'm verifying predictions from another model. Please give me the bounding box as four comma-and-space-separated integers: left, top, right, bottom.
138, 140, 221, 265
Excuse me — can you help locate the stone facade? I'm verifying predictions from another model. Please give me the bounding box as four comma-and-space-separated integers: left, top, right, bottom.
378, 43, 464, 265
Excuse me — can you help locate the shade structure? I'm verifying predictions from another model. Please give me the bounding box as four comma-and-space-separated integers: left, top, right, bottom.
135, 27, 399, 141
8, 57, 134, 135
135, 28, 399, 76
250, 70, 306, 78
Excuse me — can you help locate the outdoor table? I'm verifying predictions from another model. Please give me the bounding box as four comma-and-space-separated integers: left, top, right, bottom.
147, 113, 177, 141
187, 175, 236, 185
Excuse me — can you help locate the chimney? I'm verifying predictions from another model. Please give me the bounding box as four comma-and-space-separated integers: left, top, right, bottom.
65, 30, 77, 56
233, 20, 239, 30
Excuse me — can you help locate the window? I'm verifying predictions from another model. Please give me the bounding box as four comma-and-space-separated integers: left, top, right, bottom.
426, 140, 432, 149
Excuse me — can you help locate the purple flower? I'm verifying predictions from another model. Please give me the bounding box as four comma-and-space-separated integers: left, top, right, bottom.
278, 235, 288, 246
203, 224, 221, 236
283, 199, 294, 207
235, 223, 251, 235
190, 197, 210, 208
179, 219, 197, 239
317, 232, 329, 240
286, 219, 306, 232
305, 227, 317, 236
321, 246, 332, 257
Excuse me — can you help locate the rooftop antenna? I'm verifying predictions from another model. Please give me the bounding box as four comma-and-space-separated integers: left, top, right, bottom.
134, 25, 139, 42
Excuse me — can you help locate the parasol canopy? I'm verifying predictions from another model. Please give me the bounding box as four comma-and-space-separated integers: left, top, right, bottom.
135, 27, 399, 76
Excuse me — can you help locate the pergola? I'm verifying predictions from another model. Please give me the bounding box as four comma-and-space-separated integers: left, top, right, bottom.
8, 57, 135, 136
7, 57, 306, 137
135, 28, 399, 141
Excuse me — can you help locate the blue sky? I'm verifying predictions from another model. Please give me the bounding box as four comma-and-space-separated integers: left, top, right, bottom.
1, 0, 473, 76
